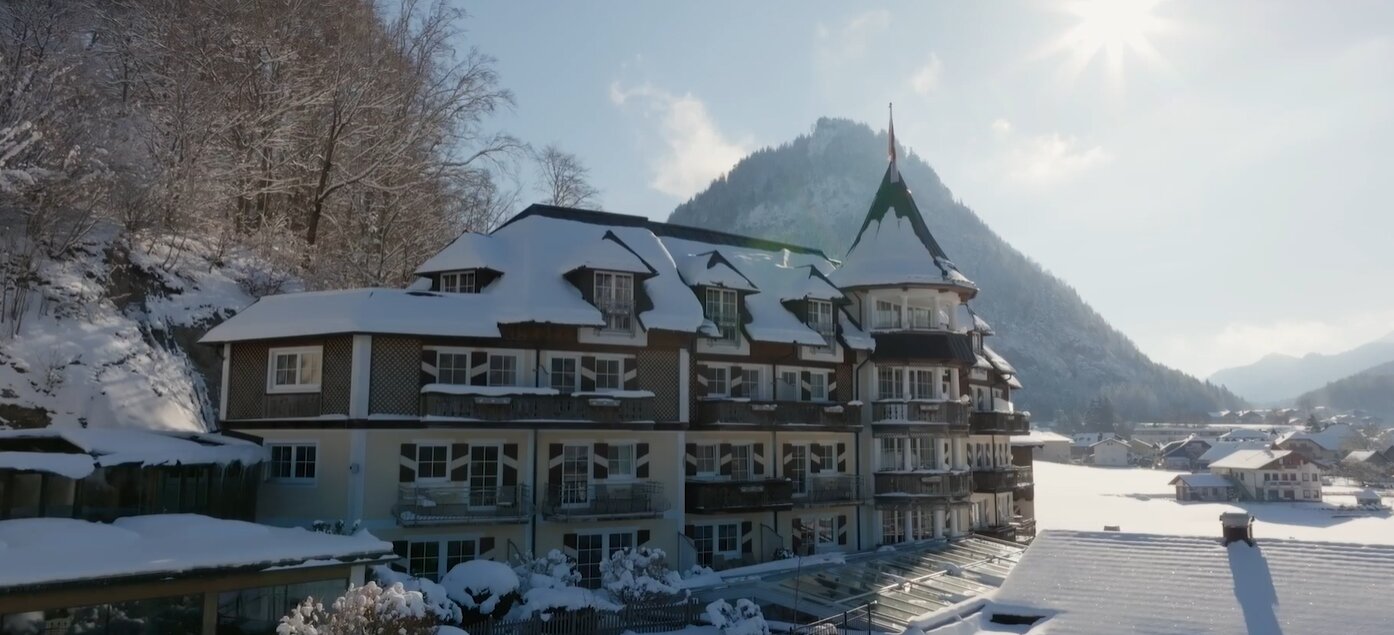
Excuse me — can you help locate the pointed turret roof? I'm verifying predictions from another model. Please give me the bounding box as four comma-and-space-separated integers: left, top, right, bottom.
828, 108, 976, 293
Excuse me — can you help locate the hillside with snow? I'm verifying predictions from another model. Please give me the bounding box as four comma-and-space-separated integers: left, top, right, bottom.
671, 118, 1244, 421
1210, 332, 1394, 405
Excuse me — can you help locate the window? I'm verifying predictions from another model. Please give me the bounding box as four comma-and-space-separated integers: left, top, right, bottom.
809, 372, 828, 401
813, 517, 835, 545
705, 288, 740, 345
940, 369, 956, 400
777, 370, 799, 401
707, 366, 729, 397
882, 510, 905, 544
267, 347, 322, 393
878, 367, 905, 400
409, 541, 441, 581
594, 272, 634, 332
607, 443, 636, 480
731, 444, 753, 480
908, 306, 933, 330
879, 437, 904, 472
807, 299, 835, 350
268, 443, 317, 482
488, 354, 518, 386
717, 523, 740, 555
814, 444, 835, 474
909, 369, 935, 400
595, 357, 622, 391
874, 299, 902, 329
972, 333, 983, 353
416, 444, 448, 481
789, 445, 808, 494
577, 531, 634, 587
440, 270, 477, 293
469, 445, 500, 506
695, 444, 718, 475
438, 352, 470, 385
912, 509, 934, 540
910, 437, 934, 470
739, 367, 762, 399
445, 540, 477, 574
549, 356, 578, 393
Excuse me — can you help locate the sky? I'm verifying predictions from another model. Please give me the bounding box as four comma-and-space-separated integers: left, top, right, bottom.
460, 0, 1394, 379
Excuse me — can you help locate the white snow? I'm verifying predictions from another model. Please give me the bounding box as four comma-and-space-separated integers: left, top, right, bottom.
1276, 424, 1364, 452
1035, 462, 1394, 544
1197, 441, 1271, 464
1207, 448, 1292, 470
0, 451, 96, 478
0, 427, 266, 477
677, 252, 758, 292
1009, 430, 1071, 447
1171, 473, 1233, 488
440, 559, 519, 614
0, 514, 392, 589
201, 288, 507, 342
421, 384, 560, 397
829, 208, 975, 290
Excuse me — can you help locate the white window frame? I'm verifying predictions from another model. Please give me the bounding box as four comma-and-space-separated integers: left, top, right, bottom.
777, 370, 799, 401
694, 444, 719, 476
594, 271, 635, 333
706, 365, 730, 397
809, 372, 829, 402
882, 510, 905, 545
576, 530, 636, 588
731, 444, 754, 480
440, 270, 477, 294
814, 443, 836, 474
548, 354, 579, 393
267, 442, 318, 483
415, 442, 450, 483
878, 367, 905, 400
705, 287, 741, 345
594, 357, 623, 391
715, 522, 741, 558
437, 351, 471, 385
487, 353, 521, 387
873, 299, 902, 330
266, 346, 323, 394
909, 368, 935, 400
607, 442, 637, 481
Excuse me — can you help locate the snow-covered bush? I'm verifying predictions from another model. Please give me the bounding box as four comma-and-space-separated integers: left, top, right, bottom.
600, 547, 684, 604
772, 547, 795, 560
370, 565, 463, 624
277, 582, 436, 635
439, 560, 521, 622
507, 549, 621, 618
705, 599, 770, 635
512, 549, 581, 592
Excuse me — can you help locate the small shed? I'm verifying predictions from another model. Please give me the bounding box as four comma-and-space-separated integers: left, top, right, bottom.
1169, 473, 1234, 502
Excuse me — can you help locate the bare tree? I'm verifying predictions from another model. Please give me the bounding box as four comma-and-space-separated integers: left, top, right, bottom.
532, 144, 600, 208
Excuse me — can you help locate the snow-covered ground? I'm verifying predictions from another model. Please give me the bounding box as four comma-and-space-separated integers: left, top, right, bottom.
1034, 462, 1394, 544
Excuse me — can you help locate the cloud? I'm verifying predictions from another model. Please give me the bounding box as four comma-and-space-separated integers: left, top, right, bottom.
816, 10, 891, 60
1148, 310, 1394, 378
609, 82, 751, 200
991, 118, 1013, 137
996, 129, 1112, 186
908, 53, 943, 95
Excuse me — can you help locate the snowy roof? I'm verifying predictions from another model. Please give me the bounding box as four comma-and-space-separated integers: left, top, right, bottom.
1208, 448, 1294, 470
1218, 428, 1271, 441
1276, 424, 1363, 452
1011, 430, 1072, 446
829, 164, 976, 292
0, 427, 266, 478
0, 514, 393, 591
1169, 473, 1234, 488
982, 345, 1016, 376
1198, 441, 1272, 464
201, 288, 510, 343
1343, 450, 1384, 464
676, 251, 758, 292
984, 530, 1394, 635
956, 304, 993, 335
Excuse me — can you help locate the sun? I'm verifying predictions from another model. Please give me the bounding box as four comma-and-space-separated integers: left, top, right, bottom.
1050, 0, 1170, 84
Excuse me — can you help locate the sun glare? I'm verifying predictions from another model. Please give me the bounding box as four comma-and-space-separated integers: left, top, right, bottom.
1051, 0, 1169, 84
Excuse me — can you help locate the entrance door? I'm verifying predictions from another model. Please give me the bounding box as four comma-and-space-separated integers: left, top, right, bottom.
469, 445, 500, 508
562, 445, 590, 506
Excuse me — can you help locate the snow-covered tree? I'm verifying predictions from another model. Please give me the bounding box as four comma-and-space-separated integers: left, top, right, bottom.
276, 582, 437, 635
599, 547, 684, 604
705, 599, 770, 635
439, 560, 520, 622
370, 565, 463, 625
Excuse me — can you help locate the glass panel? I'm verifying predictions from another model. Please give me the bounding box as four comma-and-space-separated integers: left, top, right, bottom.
595, 358, 621, 390
549, 357, 577, 393
607, 444, 635, 478
417, 445, 448, 481
438, 352, 470, 385
487, 355, 517, 386
562, 445, 590, 504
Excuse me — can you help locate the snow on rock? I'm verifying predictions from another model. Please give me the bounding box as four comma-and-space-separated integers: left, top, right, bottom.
440, 559, 520, 614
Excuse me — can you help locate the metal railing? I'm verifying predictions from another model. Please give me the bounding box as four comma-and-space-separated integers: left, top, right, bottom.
796, 474, 863, 506
971, 467, 1028, 492
471, 598, 700, 635
873, 472, 971, 499
394, 484, 531, 526
695, 400, 861, 426
686, 478, 793, 513
788, 601, 879, 635
872, 400, 970, 429
421, 392, 653, 423
541, 481, 668, 519
969, 411, 1030, 435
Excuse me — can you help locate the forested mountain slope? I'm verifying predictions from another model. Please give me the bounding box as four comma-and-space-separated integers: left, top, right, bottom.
1295, 360, 1394, 420
1210, 333, 1394, 405
670, 118, 1243, 421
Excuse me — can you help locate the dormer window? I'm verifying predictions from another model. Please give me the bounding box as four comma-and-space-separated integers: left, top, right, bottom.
806, 299, 835, 352
594, 271, 634, 332
972, 333, 983, 353
440, 270, 477, 293
704, 288, 740, 345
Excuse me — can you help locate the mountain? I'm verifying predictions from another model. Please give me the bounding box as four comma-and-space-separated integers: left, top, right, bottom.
1209, 333, 1394, 404
668, 118, 1244, 422
1294, 359, 1394, 420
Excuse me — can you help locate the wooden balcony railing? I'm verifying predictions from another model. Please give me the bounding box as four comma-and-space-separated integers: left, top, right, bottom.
795, 474, 863, 506
686, 478, 793, 513
971, 467, 1029, 492
969, 411, 1030, 435
264, 393, 321, 418
871, 400, 969, 430
540, 481, 668, 519
873, 472, 971, 499
695, 400, 860, 427
394, 484, 531, 526
421, 392, 654, 423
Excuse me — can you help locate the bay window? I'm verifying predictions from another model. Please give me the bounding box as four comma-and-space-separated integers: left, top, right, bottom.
878, 367, 905, 400
874, 299, 902, 330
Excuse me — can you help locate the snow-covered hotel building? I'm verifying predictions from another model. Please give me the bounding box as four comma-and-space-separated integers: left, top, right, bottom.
201, 139, 1029, 583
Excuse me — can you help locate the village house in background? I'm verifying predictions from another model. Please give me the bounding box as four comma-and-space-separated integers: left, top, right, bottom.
1207, 449, 1323, 502
1012, 430, 1071, 464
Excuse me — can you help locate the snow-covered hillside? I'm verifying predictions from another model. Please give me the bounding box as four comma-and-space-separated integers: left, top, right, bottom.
0, 228, 279, 431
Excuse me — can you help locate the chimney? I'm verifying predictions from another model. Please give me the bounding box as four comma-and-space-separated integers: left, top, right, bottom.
1220, 512, 1254, 546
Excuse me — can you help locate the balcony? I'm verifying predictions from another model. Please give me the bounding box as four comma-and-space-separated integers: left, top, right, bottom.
972, 467, 1028, 493
873, 471, 971, 503
686, 478, 793, 513
421, 392, 653, 423
969, 411, 1030, 435
394, 484, 531, 527
869, 331, 976, 365
974, 524, 1017, 541
872, 400, 969, 431
696, 400, 861, 427
263, 393, 321, 418
540, 481, 668, 519
795, 474, 863, 506
1012, 517, 1037, 542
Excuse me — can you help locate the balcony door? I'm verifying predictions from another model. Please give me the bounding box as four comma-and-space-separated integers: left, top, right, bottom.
789, 445, 808, 495
562, 444, 591, 507
469, 445, 501, 508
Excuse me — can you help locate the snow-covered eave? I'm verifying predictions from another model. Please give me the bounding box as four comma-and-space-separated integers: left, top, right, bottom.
832, 278, 980, 298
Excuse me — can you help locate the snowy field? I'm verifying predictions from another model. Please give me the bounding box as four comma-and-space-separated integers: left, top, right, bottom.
1034, 461, 1394, 544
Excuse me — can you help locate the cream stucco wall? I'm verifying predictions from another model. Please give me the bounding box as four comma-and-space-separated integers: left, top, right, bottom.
250, 429, 352, 526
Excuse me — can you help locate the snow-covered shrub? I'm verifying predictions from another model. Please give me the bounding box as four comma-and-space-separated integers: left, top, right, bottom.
506, 550, 621, 618
600, 547, 684, 604
276, 582, 436, 635
439, 560, 521, 623
370, 565, 463, 624
512, 549, 581, 592
311, 519, 361, 535
705, 599, 770, 635
772, 547, 795, 560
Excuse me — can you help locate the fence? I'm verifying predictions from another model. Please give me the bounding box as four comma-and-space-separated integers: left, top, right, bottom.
470, 598, 701, 635
784, 601, 879, 634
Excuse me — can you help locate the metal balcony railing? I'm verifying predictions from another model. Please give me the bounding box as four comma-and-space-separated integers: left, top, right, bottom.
686, 478, 793, 513
421, 392, 653, 423
969, 411, 1030, 435
541, 481, 668, 519
394, 484, 531, 526
695, 400, 861, 427
796, 474, 863, 506
971, 467, 1028, 492
872, 400, 970, 430
873, 472, 971, 500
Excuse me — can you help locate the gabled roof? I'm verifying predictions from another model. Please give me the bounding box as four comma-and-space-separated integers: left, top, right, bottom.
676, 250, 758, 292
1168, 473, 1233, 488
1198, 441, 1271, 464
984, 530, 1394, 635
1276, 424, 1363, 452
828, 164, 976, 292
1159, 435, 1212, 456
1011, 429, 1072, 446
1209, 448, 1296, 470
